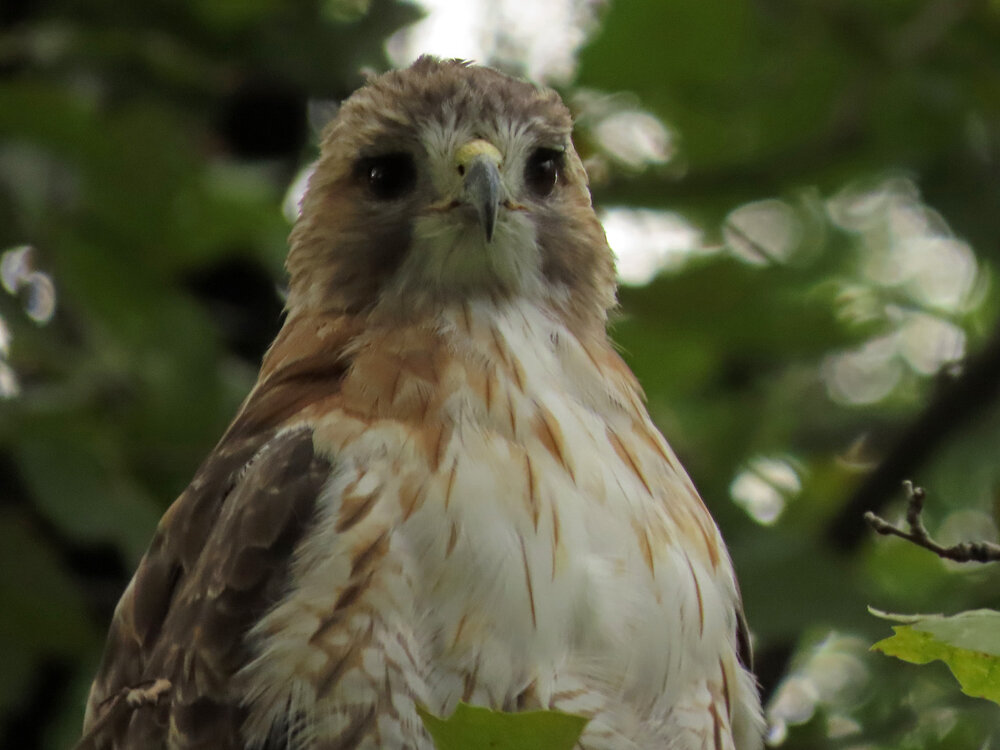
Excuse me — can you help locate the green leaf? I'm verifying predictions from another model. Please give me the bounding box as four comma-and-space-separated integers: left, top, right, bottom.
416, 703, 588, 750
871, 609, 1000, 706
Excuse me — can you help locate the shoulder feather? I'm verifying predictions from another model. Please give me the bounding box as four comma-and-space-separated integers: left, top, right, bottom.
79, 426, 332, 749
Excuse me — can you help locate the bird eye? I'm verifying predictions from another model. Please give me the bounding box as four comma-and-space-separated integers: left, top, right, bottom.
358, 153, 417, 200
524, 147, 563, 198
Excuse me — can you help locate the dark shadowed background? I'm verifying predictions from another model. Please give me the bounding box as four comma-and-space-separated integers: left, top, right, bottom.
2, 0, 1000, 747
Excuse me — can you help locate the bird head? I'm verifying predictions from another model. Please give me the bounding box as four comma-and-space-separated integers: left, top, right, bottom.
287, 57, 616, 329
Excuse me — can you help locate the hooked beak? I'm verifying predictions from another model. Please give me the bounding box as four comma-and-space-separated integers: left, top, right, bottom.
456, 140, 503, 243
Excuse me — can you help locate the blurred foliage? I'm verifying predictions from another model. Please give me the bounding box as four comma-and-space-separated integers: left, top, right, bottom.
1, 0, 1000, 748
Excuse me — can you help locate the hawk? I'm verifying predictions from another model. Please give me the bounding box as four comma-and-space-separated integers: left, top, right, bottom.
79, 57, 764, 750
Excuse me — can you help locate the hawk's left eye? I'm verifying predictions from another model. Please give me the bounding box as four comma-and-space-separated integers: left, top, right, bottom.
524, 147, 563, 198
359, 153, 417, 201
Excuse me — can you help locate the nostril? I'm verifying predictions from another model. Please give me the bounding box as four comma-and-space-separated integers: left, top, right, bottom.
457, 165, 466, 176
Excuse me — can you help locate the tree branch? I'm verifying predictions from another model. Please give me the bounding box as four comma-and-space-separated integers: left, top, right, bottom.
864, 481, 1000, 563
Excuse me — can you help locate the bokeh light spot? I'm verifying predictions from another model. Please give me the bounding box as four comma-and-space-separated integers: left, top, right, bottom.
724, 199, 803, 266
730, 456, 802, 525
601, 208, 703, 285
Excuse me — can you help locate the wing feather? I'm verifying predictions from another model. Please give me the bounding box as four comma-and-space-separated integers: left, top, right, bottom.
79, 426, 332, 749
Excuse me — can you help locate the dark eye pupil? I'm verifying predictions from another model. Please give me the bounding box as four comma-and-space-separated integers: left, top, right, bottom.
361, 154, 416, 200
525, 148, 562, 197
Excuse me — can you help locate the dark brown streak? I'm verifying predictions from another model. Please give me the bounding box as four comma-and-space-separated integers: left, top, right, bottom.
312, 575, 373, 643
519, 536, 537, 630
510, 357, 525, 393
400, 480, 426, 521
709, 701, 724, 750
417, 387, 433, 423
633, 423, 672, 467
525, 453, 539, 529
387, 366, 404, 406
636, 523, 655, 578
462, 655, 480, 702
316, 649, 357, 697
689, 504, 721, 570
431, 423, 448, 471
394, 632, 420, 673
484, 369, 493, 414
335, 492, 379, 533
444, 458, 459, 511
326, 704, 377, 750
683, 552, 705, 637
452, 612, 468, 647
534, 403, 573, 481
350, 533, 388, 578
550, 506, 560, 581
719, 658, 732, 721
607, 428, 652, 496
489, 326, 512, 371
506, 388, 518, 436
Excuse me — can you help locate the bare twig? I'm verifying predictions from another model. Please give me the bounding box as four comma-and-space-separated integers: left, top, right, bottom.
864, 481, 1000, 563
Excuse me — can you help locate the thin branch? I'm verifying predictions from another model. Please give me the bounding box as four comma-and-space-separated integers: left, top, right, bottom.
864, 481, 1000, 563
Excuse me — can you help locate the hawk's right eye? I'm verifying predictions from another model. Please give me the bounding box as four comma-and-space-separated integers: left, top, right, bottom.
359, 153, 417, 201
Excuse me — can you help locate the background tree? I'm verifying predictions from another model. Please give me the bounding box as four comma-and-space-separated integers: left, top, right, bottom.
1, 0, 999, 747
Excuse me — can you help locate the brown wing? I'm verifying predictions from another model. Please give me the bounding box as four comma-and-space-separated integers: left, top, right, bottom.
77, 425, 331, 749
76, 314, 356, 749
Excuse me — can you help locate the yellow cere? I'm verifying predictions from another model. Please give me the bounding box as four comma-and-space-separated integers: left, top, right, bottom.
455, 139, 503, 169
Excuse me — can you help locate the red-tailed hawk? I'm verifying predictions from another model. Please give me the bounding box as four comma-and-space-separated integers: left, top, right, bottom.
79, 57, 764, 750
